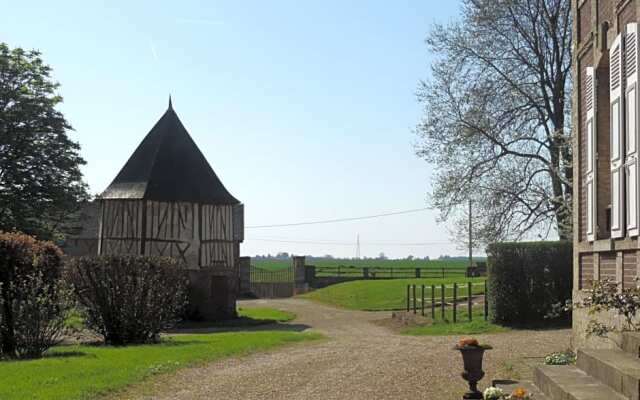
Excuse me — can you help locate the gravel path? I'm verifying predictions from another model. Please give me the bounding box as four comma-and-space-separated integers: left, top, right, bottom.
120, 298, 570, 400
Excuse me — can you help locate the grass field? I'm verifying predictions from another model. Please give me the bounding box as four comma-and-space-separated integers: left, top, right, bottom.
299, 277, 486, 311
0, 330, 320, 400
254, 258, 484, 271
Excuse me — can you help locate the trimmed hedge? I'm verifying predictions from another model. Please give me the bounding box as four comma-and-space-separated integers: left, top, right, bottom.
487, 241, 572, 326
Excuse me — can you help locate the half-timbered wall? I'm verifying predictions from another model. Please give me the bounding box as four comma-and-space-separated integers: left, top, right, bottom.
99, 200, 144, 256
99, 200, 242, 273
144, 201, 199, 266
199, 203, 235, 271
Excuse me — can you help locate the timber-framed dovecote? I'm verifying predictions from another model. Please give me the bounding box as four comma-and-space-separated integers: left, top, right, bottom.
96, 98, 244, 320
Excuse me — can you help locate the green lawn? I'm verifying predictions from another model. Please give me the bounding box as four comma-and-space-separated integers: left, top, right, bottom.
299, 278, 486, 311
237, 307, 296, 322
254, 258, 484, 270
0, 331, 321, 400
401, 307, 509, 336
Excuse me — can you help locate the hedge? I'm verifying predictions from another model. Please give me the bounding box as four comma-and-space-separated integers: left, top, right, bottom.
66, 255, 188, 345
486, 241, 572, 326
0, 231, 70, 359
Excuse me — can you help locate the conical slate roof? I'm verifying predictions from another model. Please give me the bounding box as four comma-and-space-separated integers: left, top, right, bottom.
101, 99, 240, 204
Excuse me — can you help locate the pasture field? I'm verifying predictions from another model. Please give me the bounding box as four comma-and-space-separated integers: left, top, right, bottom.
253, 257, 484, 271
0, 330, 320, 400
299, 277, 486, 311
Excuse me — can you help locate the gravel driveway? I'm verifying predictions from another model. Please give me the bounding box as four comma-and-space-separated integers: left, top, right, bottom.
119, 298, 570, 400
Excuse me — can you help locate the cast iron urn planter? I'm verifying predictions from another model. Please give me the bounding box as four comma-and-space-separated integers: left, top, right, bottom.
455, 339, 492, 399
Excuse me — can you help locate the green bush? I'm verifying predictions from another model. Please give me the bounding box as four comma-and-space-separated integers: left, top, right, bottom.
0, 231, 70, 359
486, 241, 572, 326
65, 255, 188, 345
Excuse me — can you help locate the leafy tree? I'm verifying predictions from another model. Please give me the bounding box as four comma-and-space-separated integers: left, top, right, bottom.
0, 43, 88, 240
416, 0, 572, 245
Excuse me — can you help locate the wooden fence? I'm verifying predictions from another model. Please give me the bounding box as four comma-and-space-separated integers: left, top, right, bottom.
405, 281, 489, 322
249, 266, 295, 298
314, 265, 474, 279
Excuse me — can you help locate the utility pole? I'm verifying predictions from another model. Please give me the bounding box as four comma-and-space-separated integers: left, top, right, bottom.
468, 199, 473, 268
356, 233, 361, 259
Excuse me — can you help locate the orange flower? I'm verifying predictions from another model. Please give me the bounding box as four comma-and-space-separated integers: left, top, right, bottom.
511, 387, 528, 398
458, 338, 479, 347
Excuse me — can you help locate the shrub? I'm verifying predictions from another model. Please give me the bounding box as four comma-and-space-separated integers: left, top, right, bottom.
575, 278, 640, 339
66, 255, 188, 345
0, 231, 70, 359
486, 241, 572, 326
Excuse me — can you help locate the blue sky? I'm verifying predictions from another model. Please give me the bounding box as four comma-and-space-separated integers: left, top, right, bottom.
3, 0, 464, 259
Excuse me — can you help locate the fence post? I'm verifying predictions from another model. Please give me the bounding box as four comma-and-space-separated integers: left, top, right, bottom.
406, 285, 410, 312
390, 267, 393, 278
421, 285, 425, 316
412, 285, 417, 314
441, 284, 445, 320
363, 267, 369, 279
431, 285, 436, 318
484, 280, 488, 321
453, 283, 457, 323
468, 282, 473, 321
415, 268, 421, 278
442, 267, 445, 279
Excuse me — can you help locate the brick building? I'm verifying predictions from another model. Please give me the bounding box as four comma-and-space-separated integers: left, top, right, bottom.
573, 0, 640, 348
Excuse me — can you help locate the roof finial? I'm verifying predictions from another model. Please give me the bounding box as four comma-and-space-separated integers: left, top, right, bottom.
168, 94, 173, 110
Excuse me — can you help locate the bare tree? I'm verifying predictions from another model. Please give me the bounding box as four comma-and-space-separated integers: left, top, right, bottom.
416, 0, 572, 245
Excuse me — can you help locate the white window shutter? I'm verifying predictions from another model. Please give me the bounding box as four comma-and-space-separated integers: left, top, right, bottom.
586, 66, 596, 242
626, 23, 639, 236
611, 33, 626, 239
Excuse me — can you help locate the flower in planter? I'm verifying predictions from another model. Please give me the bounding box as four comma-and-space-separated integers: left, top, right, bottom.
455, 337, 493, 350
459, 338, 480, 347
507, 387, 533, 399
483, 386, 505, 400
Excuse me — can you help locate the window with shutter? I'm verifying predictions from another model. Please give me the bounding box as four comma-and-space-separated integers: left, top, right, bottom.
586, 66, 596, 242
626, 23, 639, 237
611, 33, 626, 239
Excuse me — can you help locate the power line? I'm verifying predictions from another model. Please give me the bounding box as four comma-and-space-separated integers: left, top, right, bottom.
247, 237, 454, 246
245, 207, 430, 229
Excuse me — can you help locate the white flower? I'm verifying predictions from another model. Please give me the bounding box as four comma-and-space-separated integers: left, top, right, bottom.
483, 386, 505, 400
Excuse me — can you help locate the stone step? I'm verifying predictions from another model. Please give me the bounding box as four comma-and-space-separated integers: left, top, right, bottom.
492, 379, 550, 400
534, 364, 628, 400
578, 348, 640, 400
622, 332, 640, 358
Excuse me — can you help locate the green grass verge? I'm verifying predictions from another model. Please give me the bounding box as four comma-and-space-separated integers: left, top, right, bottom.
237, 307, 296, 322
399, 307, 508, 336
0, 331, 321, 400
299, 278, 485, 311
403, 319, 509, 336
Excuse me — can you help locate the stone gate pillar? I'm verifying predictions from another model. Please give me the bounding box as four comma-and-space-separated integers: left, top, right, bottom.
292, 256, 307, 294
238, 256, 251, 295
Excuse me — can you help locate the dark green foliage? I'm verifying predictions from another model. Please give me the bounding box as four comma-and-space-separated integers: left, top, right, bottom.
66, 255, 188, 345
0, 42, 89, 241
486, 241, 572, 326
0, 231, 70, 359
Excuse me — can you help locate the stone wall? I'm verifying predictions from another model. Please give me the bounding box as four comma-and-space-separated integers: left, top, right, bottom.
61, 202, 99, 257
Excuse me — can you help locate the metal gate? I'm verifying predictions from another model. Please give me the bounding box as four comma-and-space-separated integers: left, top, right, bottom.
249, 265, 295, 298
